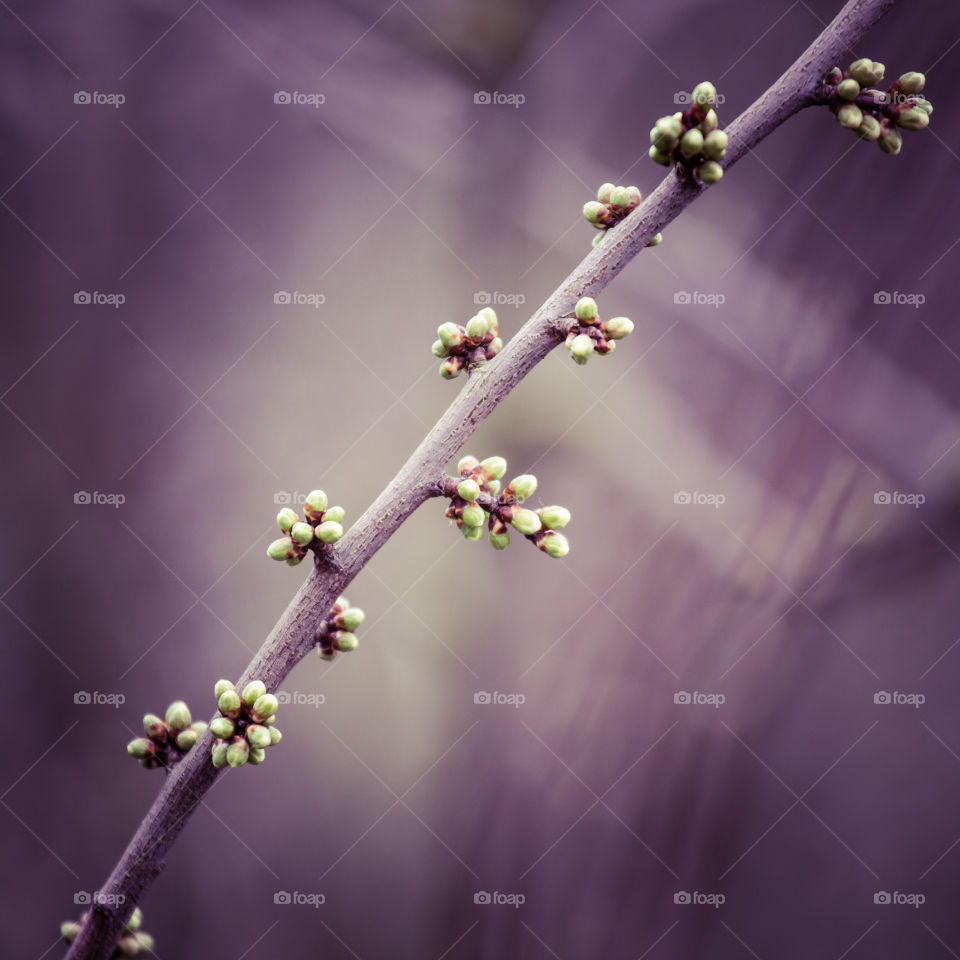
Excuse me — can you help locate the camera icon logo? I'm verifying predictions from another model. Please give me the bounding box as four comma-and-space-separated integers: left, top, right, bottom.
673, 92, 691, 105
673, 491, 691, 505
673, 691, 691, 704
873, 491, 891, 504
74, 291, 91, 304
874, 691, 891, 704
74, 91, 91, 105
474, 291, 492, 305
277, 691, 292, 704
874, 891, 891, 904
874, 291, 891, 305
274, 291, 292, 305
74, 691, 92, 704
473, 691, 492, 704
74, 491, 92, 504
474, 891, 491, 904
274, 891, 292, 904
274, 91, 291, 104
474, 91, 491, 104
673, 291, 692, 305
274, 491, 292, 505
74, 891, 92, 904
674, 891, 691, 904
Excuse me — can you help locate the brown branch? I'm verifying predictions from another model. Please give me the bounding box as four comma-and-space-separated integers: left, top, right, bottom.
65, 0, 901, 955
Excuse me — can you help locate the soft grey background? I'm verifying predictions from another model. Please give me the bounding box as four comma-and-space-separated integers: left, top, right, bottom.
2, 0, 960, 957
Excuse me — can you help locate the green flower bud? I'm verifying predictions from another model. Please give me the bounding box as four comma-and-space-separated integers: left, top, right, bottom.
583, 200, 605, 223
697, 109, 719, 134
610, 186, 630, 207
511, 508, 542, 535
458, 455, 480, 474
898, 72, 925, 94
679, 129, 703, 158
304, 489, 328, 520
192, 720, 208, 734
647, 233, 663, 247
465, 314, 489, 339
486, 479, 501, 497
462, 503, 486, 527
596, 338, 616, 356
267, 537, 297, 561
252, 693, 279, 720
457, 478, 481, 501
126, 908, 143, 932
897, 107, 929, 131
227, 738, 249, 767
462, 523, 483, 541
116, 935, 142, 957
626, 186, 642, 206
276, 507, 298, 532
508, 474, 537, 501
591, 233, 603, 248
214, 678, 235, 698
914, 97, 933, 116
878, 125, 902, 154
836, 78, 860, 100
604, 316, 634, 340
338, 607, 365, 630
440, 358, 462, 380
210, 716, 235, 739
175, 728, 198, 751
285, 555, 304, 566
696, 160, 724, 183
315, 520, 343, 544
848, 58, 884, 86
269, 726, 283, 745
324, 505, 345, 524
333, 631, 359, 652
61, 921, 83, 943
652, 118, 682, 152
538, 505, 571, 529
487, 337, 503, 356
247, 746, 266, 765
133, 933, 154, 953
575, 297, 598, 321
837, 103, 863, 129
246, 724, 272, 749
596, 182, 615, 203
478, 307, 498, 329
432, 339, 449, 358
437, 322, 464, 349
692, 81, 717, 106
702, 129, 728, 161
211, 742, 228, 767
290, 521, 314, 546
165, 700, 192, 732
857, 115, 881, 140
242, 680, 267, 707
649, 145, 672, 166
480, 456, 507, 481
570, 333, 594, 364
489, 530, 510, 550
127, 738, 153, 759
538, 530, 570, 558
218, 690, 242, 717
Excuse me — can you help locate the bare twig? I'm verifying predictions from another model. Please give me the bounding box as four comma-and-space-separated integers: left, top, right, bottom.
65, 1, 900, 955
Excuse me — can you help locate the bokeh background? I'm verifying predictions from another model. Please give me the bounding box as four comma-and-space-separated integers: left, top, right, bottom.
3, 0, 960, 956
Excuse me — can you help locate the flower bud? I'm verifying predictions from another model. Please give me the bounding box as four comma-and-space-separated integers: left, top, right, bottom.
246, 724, 272, 749
486, 479, 501, 496
836, 78, 860, 100
604, 316, 634, 340
276, 507, 298, 532
649, 145, 672, 166
487, 337, 503, 357
61, 921, 83, 943
848, 58, 883, 86
897, 107, 929, 130
836, 103, 863, 129
242, 680, 267, 707
702, 130, 728, 161
165, 700, 192, 732
315, 520, 343, 543
647, 233, 663, 247
610, 186, 631, 207
457, 478, 480, 501
244, 746, 264, 765
211, 742, 229, 767
575, 297, 598, 321
333, 631, 359, 652
269, 726, 283, 745
462, 523, 483, 541
696, 161, 723, 183
133, 933, 154, 952
583, 200, 605, 223
192, 720, 208, 734
878, 125, 902, 154
570, 333, 594, 364
304, 489, 328, 520
596, 182, 615, 203
440, 358, 462, 379
126, 908, 143, 932
226, 738, 249, 767
697, 109, 718, 134
489, 530, 510, 550
480, 456, 507, 481
478, 307, 498, 330
856, 115, 881, 140
458, 455, 480, 475
915, 98, 933, 116
626, 185, 642, 206
679, 129, 703, 158
210, 716, 235, 739
465, 314, 489, 339
127, 738, 153, 759
461, 503, 486, 527
508, 474, 537, 501
214, 679, 235, 698
538, 530, 570, 558
595, 338, 616, 356
538, 505, 571, 529
898, 71, 925, 94
267, 537, 297, 561
692, 81, 717, 106
323, 506, 345, 524
338, 607, 365, 630
652, 118, 681, 152
218, 690, 242, 717
290, 521, 314, 546
252, 693, 279, 720
510, 508, 542, 535
432, 339, 449, 358
437, 322, 464, 348
285, 555, 303, 566
175, 729, 199, 751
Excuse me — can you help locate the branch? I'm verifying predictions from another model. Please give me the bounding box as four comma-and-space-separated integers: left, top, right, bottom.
65, 0, 901, 955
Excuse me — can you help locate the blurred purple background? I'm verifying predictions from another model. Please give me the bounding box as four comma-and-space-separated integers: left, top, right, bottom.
3, 0, 960, 956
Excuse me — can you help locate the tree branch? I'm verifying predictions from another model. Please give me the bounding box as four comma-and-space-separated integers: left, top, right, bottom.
65, 0, 901, 955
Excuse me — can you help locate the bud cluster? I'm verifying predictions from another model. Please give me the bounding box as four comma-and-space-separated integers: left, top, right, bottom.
432, 307, 503, 380
649, 81, 727, 184
441, 455, 571, 558
210, 679, 282, 769
126, 700, 207, 770
314, 595, 365, 660
267, 489, 344, 567
821, 61, 932, 154
62, 907, 153, 956
563, 296, 634, 365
